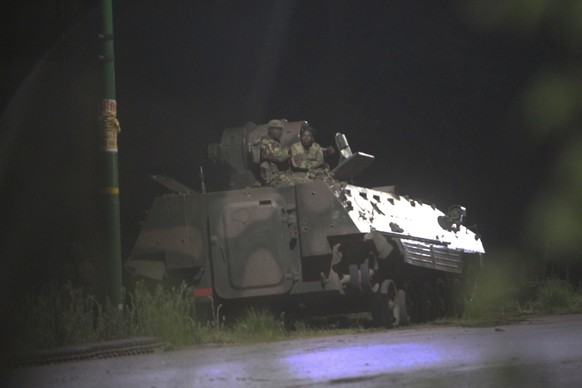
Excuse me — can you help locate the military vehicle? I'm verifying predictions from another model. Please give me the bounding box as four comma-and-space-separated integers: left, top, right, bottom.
125, 120, 485, 326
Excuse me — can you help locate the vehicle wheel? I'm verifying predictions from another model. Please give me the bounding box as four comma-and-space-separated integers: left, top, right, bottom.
419, 281, 434, 322
464, 263, 478, 303
371, 279, 398, 328
397, 289, 410, 326
349, 264, 362, 294
448, 278, 464, 317
434, 278, 447, 319
404, 284, 419, 324
359, 260, 371, 292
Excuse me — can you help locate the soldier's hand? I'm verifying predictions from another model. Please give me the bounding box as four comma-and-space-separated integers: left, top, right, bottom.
324, 146, 335, 156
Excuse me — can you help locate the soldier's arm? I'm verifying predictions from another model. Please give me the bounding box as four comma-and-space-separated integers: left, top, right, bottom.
292, 154, 308, 169
310, 144, 325, 169
292, 143, 325, 170
291, 143, 309, 170
272, 146, 291, 162
262, 141, 290, 162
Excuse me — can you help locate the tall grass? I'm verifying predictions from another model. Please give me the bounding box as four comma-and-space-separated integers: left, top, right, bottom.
461, 266, 582, 326
231, 307, 286, 342
8, 271, 582, 354
10, 281, 199, 352
128, 281, 197, 346
12, 283, 122, 351
529, 277, 582, 313
9, 280, 286, 353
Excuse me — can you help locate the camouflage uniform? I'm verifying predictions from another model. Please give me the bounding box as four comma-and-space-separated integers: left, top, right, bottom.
291, 142, 334, 183
291, 142, 324, 171
259, 136, 291, 186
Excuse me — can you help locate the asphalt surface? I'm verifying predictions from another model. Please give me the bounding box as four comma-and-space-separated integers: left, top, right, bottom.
3, 314, 582, 387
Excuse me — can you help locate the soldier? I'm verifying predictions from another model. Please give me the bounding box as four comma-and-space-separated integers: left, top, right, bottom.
291, 124, 334, 182
259, 119, 292, 186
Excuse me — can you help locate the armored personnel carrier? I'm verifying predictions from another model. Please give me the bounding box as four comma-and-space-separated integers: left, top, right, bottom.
125, 120, 485, 326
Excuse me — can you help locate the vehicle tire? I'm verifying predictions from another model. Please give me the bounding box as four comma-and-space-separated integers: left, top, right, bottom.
371, 279, 398, 328
419, 281, 434, 322
434, 278, 447, 319
349, 264, 362, 294
360, 260, 371, 292
448, 278, 464, 317
397, 289, 410, 326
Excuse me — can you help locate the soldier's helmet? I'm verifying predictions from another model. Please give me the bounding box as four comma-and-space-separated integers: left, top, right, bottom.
267, 119, 285, 129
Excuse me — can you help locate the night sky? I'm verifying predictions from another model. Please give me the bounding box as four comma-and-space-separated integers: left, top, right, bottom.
1, 0, 580, 301
113, 1, 547, 245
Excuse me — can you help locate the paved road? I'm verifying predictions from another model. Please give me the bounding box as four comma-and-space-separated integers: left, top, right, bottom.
3, 314, 582, 387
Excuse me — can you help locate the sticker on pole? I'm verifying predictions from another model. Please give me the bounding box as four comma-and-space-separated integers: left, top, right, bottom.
100, 98, 121, 152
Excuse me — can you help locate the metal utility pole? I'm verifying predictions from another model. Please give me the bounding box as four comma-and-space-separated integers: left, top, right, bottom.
98, 0, 122, 308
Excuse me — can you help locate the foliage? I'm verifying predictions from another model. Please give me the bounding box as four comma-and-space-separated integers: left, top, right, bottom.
460, 265, 582, 326
528, 277, 577, 313
12, 282, 126, 352
127, 281, 197, 346
231, 307, 286, 342
10, 268, 582, 355
461, 0, 582, 272
459, 258, 526, 325
11, 280, 202, 351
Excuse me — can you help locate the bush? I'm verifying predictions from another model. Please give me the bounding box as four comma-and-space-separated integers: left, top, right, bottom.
461, 269, 582, 325
128, 281, 198, 346
11, 281, 203, 351
10, 270, 582, 354
531, 277, 576, 313
12, 283, 126, 352
460, 263, 525, 324
231, 307, 285, 342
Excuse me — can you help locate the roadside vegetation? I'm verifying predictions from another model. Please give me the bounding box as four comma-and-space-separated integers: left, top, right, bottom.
8, 266, 582, 354
460, 264, 582, 326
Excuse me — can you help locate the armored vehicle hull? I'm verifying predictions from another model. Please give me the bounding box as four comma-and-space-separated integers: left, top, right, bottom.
126, 121, 485, 326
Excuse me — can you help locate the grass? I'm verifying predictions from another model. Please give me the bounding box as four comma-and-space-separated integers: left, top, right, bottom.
128, 281, 197, 346
6, 270, 582, 355
526, 277, 582, 313
457, 265, 582, 326
12, 283, 126, 351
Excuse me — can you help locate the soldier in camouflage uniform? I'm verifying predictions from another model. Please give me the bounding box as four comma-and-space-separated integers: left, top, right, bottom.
259, 119, 292, 186
291, 123, 335, 183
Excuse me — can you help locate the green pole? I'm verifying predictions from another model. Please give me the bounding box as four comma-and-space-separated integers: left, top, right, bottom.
98, 0, 122, 308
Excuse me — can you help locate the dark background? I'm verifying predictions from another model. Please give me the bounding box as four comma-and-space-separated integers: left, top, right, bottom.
1, 0, 581, 302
